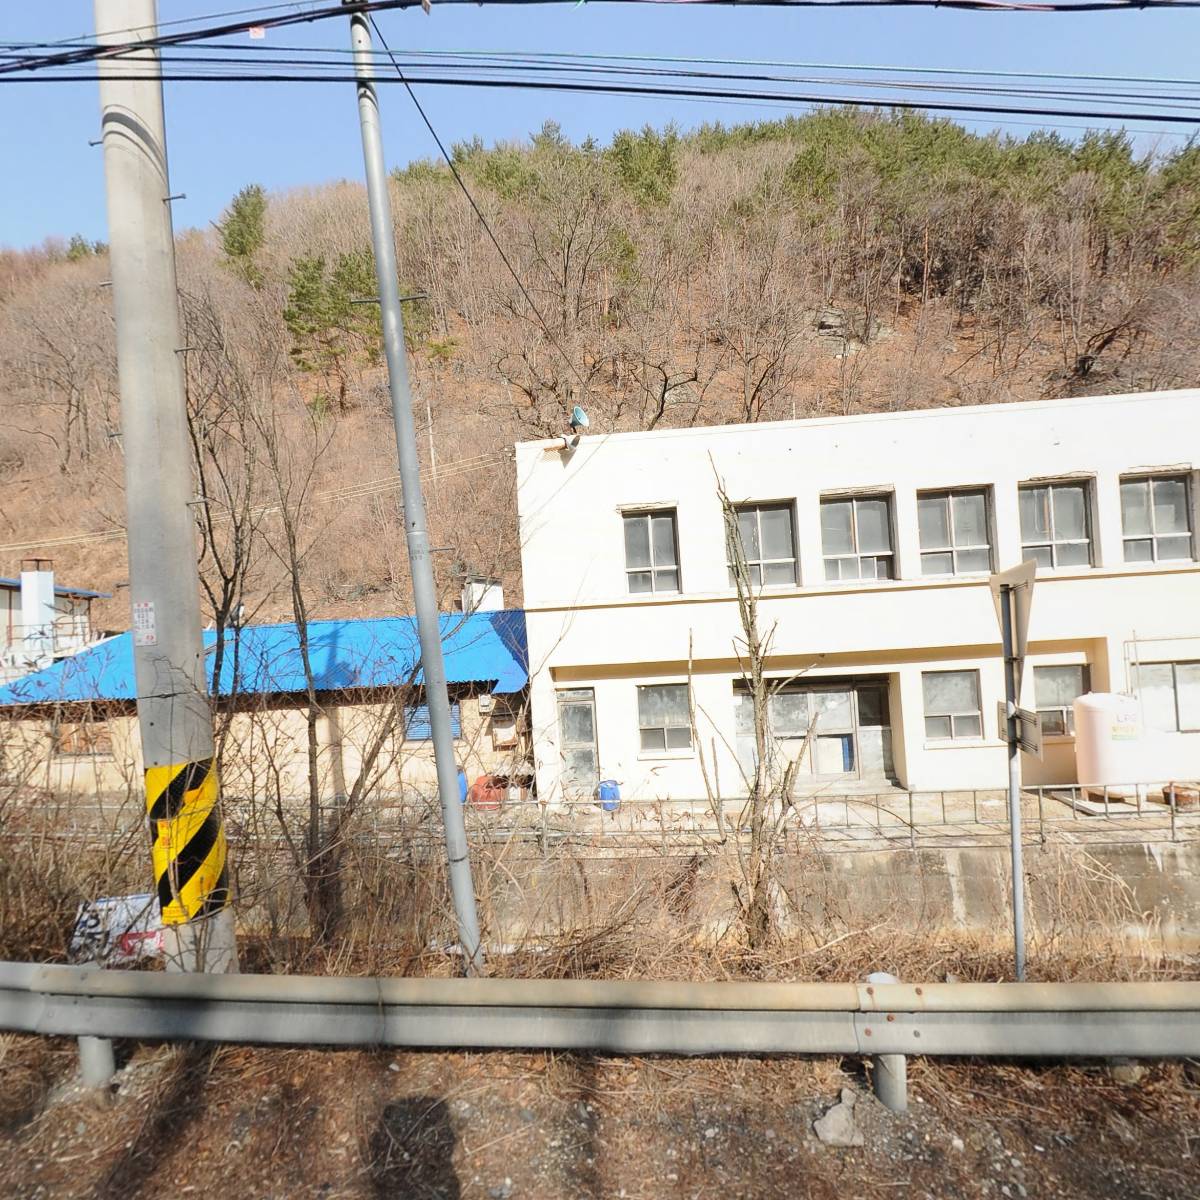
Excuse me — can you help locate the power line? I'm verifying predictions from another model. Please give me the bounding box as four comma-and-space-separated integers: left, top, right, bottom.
5, 0, 1200, 79
8, 66, 1200, 128
367, 15, 591, 393
0, 451, 501, 556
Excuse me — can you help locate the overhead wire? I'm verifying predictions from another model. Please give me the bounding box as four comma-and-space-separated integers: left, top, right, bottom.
0, 450, 502, 555
8, 65, 1200, 127
366, 13, 591, 393
4, 0, 1200, 80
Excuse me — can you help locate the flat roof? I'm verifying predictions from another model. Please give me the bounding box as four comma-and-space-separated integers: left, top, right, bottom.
515, 386, 1197, 454
0, 577, 111, 600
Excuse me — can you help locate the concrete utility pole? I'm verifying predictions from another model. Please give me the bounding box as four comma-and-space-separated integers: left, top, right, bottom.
346, 7, 484, 972
95, 0, 237, 973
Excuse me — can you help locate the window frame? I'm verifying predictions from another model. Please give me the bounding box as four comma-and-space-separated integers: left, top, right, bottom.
820, 492, 896, 582
921, 669, 984, 742
1018, 479, 1094, 569
728, 501, 798, 589
636, 683, 694, 755
1119, 473, 1195, 564
404, 700, 462, 741
1033, 663, 1091, 737
622, 507, 682, 595
51, 717, 114, 758
1131, 661, 1200, 734
916, 487, 994, 577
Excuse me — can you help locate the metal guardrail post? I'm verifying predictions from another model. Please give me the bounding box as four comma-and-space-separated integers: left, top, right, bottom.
865, 972, 907, 1113
78, 1034, 115, 1094
1036, 787, 1046, 845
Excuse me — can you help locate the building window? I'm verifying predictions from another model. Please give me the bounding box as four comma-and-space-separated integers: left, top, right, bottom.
1120, 475, 1193, 563
51, 719, 113, 757
623, 509, 680, 593
637, 684, 692, 753
1033, 664, 1090, 736
728, 503, 796, 587
1131, 662, 1200, 733
489, 700, 519, 751
922, 670, 983, 741
917, 489, 992, 576
821, 495, 894, 581
404, 701, 462, 741
1019, 481, 1092, 568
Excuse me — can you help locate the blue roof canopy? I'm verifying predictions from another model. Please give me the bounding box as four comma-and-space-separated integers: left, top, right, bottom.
0, 610, 527, 707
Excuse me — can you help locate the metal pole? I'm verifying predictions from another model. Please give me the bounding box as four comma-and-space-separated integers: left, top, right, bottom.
95, 0, 236, 974
346, 8, 483, 973
1000, 583, 1026, 981
78, 1035, 115, 1093
865, 972, 907, 1112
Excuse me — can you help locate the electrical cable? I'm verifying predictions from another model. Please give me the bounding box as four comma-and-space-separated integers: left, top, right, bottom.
367, 14, 591, 392
5, 0, 1200, 80
8, 66, 1200, 127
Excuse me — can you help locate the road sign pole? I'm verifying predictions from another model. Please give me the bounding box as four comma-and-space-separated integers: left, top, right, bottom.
1000, 582, 1027, 981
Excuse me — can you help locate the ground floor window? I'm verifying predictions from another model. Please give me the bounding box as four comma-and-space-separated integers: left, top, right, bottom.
51, 718, 113, 757
404, 701, 462, 740
1132, 662, 1200, 733
1033, 664, 1090, 735
922, 670, 983, 741
637, 684, 692, 752
735, 678, 894, 782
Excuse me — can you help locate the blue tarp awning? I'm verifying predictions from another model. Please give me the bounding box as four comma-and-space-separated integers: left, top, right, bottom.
0, 609, 527, 707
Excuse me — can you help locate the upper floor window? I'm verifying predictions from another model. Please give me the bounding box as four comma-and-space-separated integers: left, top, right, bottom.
918, 488, 992, 576
637, 683, 693, 752
1120, 475, 1193, 563
922, 670, 982, 741
1033, 664, 1090, 736
1019, 481, 1091, 569
623, 509, 680, 594
1132, 662, 1200, 733
821, 495, 894, 581
729, 503, 796, 587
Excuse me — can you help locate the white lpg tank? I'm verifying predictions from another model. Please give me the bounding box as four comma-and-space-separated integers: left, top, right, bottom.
1073, 692, 1149, 791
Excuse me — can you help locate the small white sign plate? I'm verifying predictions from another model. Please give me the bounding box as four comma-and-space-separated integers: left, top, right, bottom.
133, 600, 157, 647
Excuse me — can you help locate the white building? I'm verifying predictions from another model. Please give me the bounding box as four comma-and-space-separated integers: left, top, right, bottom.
0, 559, 110, 683
515, 389, 1200, 802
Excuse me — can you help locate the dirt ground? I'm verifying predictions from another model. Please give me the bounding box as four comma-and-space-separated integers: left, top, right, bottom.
2, 1035, 1198, 1200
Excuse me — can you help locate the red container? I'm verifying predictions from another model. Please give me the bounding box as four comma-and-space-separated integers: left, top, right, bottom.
468, 774, 505, 811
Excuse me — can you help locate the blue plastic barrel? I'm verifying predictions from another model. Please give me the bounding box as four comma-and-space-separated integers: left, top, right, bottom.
457, 769, 468, 805
597, 779, 620, 811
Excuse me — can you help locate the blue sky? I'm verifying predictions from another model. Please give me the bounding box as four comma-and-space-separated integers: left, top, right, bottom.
3, 2, 1199, 249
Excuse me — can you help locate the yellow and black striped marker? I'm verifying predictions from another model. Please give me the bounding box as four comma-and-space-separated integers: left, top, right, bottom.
145, 757, 230, 925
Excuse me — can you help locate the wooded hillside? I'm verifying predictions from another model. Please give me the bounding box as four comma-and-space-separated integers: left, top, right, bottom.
2, 108, 1198, 630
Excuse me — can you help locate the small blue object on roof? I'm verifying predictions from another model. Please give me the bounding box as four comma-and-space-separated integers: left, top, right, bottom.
0, 610, 528, 707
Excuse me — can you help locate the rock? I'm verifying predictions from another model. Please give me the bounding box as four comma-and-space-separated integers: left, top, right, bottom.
951, 1137, 965, 1152
813, 1088, 864, 1149
1107, 1060, 1147, 1084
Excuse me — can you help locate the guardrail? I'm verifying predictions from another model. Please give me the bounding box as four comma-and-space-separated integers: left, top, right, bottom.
4, 963, 1199, 1060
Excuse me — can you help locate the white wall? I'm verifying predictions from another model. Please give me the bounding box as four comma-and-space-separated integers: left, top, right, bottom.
517, 390, 1200, 801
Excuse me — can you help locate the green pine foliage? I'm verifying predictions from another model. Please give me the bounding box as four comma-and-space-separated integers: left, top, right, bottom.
218, 184, 267, 286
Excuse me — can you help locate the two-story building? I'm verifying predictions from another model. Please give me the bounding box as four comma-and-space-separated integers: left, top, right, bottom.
516, 389, 1200, 802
